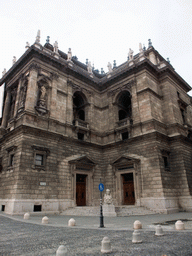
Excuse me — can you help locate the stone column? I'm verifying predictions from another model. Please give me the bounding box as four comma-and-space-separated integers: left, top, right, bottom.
50, 73, 59, 119
1, 89, 11, 128
25, 65, 38, 112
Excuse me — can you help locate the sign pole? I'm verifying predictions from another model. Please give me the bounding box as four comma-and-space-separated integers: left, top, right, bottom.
99, 178, 104, 228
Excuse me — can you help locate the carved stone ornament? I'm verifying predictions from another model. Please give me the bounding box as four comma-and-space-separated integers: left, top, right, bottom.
17, 80, 28, 115
35, 82, 49, 116
50, 72, 59, 81
9, 88, 17, 119
29, 63, 40, 72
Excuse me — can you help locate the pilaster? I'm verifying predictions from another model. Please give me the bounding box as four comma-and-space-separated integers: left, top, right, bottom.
50, 73, 59, 119
25, 65, 39, 113
1, 89, 11, 128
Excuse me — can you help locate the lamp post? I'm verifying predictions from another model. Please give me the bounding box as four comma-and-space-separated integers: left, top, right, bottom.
99, 178, 104, 228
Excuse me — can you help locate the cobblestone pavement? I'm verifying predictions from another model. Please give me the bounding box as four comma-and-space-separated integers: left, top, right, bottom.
0, 213, 192, 255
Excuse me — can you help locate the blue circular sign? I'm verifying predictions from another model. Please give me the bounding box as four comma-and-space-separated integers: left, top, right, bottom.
98, 183, 104, 192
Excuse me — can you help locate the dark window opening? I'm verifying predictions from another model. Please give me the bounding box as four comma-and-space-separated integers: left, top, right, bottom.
33, 205, 42, 212
76, 174, 87, 182
122, 132, 129, 140
1, 205, 5, 211
78, 133, 84, 140
163, 156, 170, 171
180, 108, 185, 124
118, 91, 132, 121
122, 173, 133, 182
77, 110, 85, 121
10, 154, 14, 166
73, 92, 86, 121
163, 156, 168, 168
35, 154, 44, 166
119, 110, 128, 121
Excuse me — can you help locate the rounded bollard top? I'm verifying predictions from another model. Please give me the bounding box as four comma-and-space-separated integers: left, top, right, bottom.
23, 212, 30, 219
42, 216, 49, 224
175, 220, 185, 230
133, 220, 142, 229
101, 236, 112, 254
102, 236, 110, 242
68, 218, 76, 226
56, 245, 67, 256
134, 220, 141, 224
42, 216, 49, 220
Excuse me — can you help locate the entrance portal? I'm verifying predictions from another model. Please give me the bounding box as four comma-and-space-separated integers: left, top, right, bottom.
122, 173, 135, 205
76, 174, 87, 206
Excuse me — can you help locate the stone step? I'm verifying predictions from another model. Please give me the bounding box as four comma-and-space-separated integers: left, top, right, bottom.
61, 205, 156, 216
115, 206, 156, 216
61, 206, 100, 216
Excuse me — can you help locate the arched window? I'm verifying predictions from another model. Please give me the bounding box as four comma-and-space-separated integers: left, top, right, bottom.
73, 92, 87, 121
117, 91, 132, 121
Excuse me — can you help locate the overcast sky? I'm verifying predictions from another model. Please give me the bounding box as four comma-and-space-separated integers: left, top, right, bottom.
0, 0, 192, 104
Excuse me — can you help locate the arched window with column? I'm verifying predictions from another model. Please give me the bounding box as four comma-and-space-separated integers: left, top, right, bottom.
73, 91, 89, 140
73, 91, 87, 122
117, 91, 132, 121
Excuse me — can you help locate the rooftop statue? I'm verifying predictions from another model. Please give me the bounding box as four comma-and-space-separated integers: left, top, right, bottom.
54, 41, 59, 54
2, 68, 6, 77
87, 61, 92, 73
35, 30, 40, 43
128, 48, 134, 60
107, 62, 112, 73
12, 56, 16, 65
67, 48, 72, 61
25, 42, 30, 51
139, 43, 143, 54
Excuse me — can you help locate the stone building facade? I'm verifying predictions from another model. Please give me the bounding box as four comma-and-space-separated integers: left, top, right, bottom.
0, 35, 192, 214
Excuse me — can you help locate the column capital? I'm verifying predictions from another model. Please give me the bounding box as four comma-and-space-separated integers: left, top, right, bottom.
29, 63, 40, 73
50, 72, 59, 81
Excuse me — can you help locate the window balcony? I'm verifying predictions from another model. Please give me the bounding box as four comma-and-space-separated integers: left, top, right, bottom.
116, 118, 133, 129
74, 119, 89, 130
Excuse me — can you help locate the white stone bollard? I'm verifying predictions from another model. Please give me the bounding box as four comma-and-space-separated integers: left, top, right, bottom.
56, 245, 68, 256
101, 237, 112, 254
42, 216, 49, 224
68, 218, 76, 226
133, 220, 142, 229
24, 212, 30, 220
175, 220, 185, 230
155, 225, 164, 236
132, 230, 142, 243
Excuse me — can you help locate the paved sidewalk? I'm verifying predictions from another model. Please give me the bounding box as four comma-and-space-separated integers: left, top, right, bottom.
3, 211, 192, 231
0, 212, 192, 255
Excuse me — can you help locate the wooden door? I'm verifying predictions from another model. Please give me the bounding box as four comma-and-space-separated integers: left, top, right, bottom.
76, 174, 86, 206
122, 173, 135, 205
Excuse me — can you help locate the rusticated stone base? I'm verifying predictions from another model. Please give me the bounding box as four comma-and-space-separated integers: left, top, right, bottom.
0, 199, 75, 215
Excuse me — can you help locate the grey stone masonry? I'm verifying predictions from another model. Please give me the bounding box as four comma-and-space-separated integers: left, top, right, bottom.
0, 39, 192, 214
